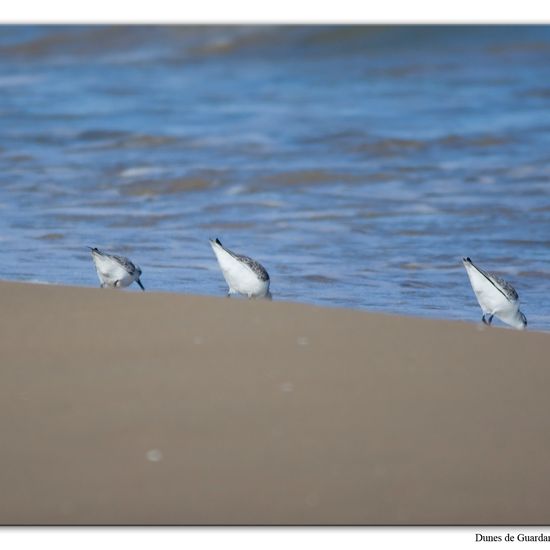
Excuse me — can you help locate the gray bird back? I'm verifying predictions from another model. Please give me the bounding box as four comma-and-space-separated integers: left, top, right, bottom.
224, 247, 269, 281
486, 271, 519, 302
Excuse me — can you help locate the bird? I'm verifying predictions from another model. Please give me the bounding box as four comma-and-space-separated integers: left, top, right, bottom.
89, 247, 145, 291
462, 257, 526, 330
209, 238, 271, 299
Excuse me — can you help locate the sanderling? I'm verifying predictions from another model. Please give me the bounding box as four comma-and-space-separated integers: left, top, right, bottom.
209, 238, 271, 299
89, 247, 145, 291
462, 257, 526, 330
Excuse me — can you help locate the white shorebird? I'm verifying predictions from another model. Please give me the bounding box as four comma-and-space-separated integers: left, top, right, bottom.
462, 257, 526, 330
209, 238, 271, 299
89, 247, 145, 291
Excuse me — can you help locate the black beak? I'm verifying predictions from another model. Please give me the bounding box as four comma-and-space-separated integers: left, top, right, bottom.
137, 279, 145, 291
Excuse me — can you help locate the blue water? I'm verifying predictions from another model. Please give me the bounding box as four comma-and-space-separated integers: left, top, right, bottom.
1, 26, 550, 329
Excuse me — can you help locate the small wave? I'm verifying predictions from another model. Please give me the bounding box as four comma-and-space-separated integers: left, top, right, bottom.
353, 138, 426, 157
4, 154, 34, 163
521, 87, 550, 99
77, 129, 129, 141
34, 233, 65, 241
488, 41, 550, 55
401, 280, 436, 289
108, 213, 181, 228
225, 184, 248, 195
504, 239, 550, 248
302, 274, 339, 284
118, 166, 165, 178
517, 270, 550, 280
0, 27, 167, 60
348, 132, 511, 158
0, 74, 43, 88
199, 221, 256, 230
187, 27, 283, 58
299, 129, 365, 146
76, 130, 180, 150
119, 176, 219, 197
113, 134, 180, 149
262, 170, 363, 187
435, 133, 511, 148
398, 262, 425, 271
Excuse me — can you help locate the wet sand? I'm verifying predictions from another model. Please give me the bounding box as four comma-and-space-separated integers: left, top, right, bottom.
1, 280, 549, 525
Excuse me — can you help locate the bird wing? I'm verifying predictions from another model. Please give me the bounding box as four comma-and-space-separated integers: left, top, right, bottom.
232, 253, 270, 282
110, 254, 138, 275
211, 239, 269, 281
485, 272, 519, 302
464, 258, 519, 303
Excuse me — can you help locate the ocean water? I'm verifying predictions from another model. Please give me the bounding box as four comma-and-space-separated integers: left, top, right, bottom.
1, 25, 549, 329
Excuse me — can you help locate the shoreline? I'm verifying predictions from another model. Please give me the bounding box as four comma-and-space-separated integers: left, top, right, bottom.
1, 280, 549, 524
2, 278, 543, 334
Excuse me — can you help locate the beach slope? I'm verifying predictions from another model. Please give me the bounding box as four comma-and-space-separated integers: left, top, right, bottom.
0, 280, 549, 524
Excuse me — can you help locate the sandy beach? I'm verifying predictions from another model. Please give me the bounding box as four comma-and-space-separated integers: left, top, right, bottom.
1, 280, 549, 525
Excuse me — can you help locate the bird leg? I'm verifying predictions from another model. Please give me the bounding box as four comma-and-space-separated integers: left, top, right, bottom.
482, 313, 494, 325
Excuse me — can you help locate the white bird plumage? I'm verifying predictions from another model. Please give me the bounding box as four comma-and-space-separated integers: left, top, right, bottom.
89, 247, 145, 291
462, 257, 526, 330
209, 238, 271, 299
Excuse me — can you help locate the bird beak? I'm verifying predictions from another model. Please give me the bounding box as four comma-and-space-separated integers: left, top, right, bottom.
137, 279, 145, 291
